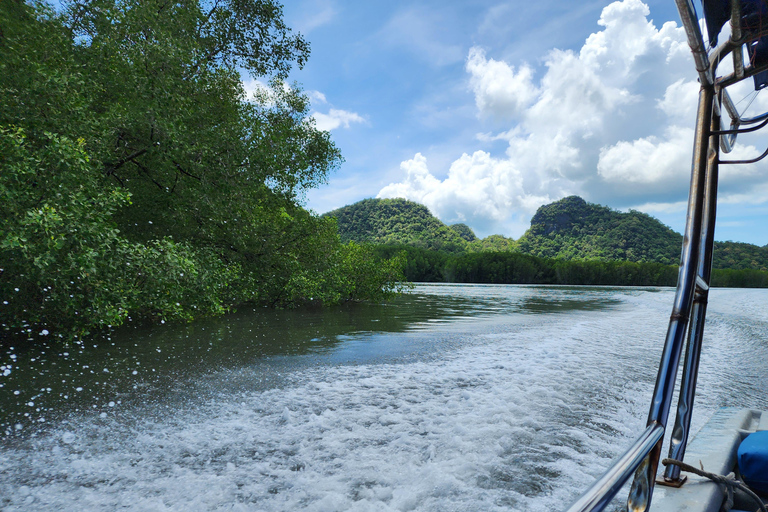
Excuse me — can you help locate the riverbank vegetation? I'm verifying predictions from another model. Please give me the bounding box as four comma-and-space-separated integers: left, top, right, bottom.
373, 245, 768, 288
0, 0, 406, 340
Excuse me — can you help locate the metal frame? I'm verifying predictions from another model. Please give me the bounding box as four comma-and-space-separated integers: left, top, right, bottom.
563, 1, 768, 511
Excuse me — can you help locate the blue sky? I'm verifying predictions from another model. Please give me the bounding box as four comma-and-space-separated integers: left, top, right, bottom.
274, 0, 768, 244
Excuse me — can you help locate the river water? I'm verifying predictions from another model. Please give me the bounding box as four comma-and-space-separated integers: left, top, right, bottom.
1, 284, 767, 511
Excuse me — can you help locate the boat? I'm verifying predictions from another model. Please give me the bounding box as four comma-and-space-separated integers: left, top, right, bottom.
565, 1, 768, 511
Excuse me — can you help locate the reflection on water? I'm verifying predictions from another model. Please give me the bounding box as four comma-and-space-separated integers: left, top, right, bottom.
1, 284, 766, 512
0, 285, 627, 436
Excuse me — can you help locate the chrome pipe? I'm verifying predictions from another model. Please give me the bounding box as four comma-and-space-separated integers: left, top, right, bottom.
626, 84, 714, 512
737, 110, 768, 125
730, 0, 745, 79
719, 90, 737, 152
663, 101, 720, 483
675, 0, 714, 86
564, 424, 665, 512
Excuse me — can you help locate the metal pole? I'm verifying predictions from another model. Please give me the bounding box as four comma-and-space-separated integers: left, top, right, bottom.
625, 83, 714, 512
564, 425, 665, 512
663, 93, 721, 483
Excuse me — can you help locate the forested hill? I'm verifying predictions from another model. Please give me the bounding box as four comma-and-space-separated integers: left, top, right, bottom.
519, 196, 768, 270
324, 198, 515, 253
329, 196, 768, 271
324, 199, 469, 252
517, 196, 682, 265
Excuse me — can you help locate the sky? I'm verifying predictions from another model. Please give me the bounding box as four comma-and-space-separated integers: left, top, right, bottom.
273, 0, 768, 245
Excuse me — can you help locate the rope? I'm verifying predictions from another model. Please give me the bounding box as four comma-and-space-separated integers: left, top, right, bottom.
662, 458, 767, 512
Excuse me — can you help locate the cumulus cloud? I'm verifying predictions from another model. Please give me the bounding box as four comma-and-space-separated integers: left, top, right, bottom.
597, 126, 692, 188
313, 108, 366, 131
378, 153, 550, 234
466, 47, 538, 118
379, 0, 768, 237
307, 90, 328, 105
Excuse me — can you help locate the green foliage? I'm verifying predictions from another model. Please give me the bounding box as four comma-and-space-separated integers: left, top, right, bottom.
517, 196, 768, 271
326, 198, 513, 253
329, 194, 768, 287
375, 245, 768, 288
468, 234, 517, 253
447, 252, 555, 284
449, 223, 477, 242
713, 241, 768, 271
325, 198, 468, 252
552, 259, 677, 286
517, 196, 683, 265
1, 1, 405, 339
711, 268, 768, 287
0, 128, 236, 336
373, 245, 451, 282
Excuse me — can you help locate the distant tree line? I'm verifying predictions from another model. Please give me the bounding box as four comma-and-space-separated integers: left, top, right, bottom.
373, 245, 768, 287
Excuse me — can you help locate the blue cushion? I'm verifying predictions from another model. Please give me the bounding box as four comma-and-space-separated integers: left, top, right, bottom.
738, 430, 768, 494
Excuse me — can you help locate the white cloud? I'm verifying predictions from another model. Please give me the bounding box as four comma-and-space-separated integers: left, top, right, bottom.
313, 108, 366, 131
657, 79, 699, 121
307, 90, 328, 105
466, 47, 538, 119
378, 0, 768, 237
597, 126, 692, 188
378, 152, 550, 235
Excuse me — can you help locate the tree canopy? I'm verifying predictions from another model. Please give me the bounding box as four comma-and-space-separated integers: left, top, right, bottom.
1, 0, 406, 339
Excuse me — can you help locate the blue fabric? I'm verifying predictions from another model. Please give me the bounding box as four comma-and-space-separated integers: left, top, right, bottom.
748, 40, 768, 89
738, 430, 768, 495
701, 0, 768, 46
702, 0, 730, 46
701, 0, 768, 89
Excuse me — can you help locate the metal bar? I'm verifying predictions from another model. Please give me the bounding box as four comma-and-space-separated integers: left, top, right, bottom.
718, 92, 736, 153
674, 0, 714, 86
712, 114, 768, 135
730, 0, 745, 80
564, 424, 665, 512
736, 110, 768, 125
626, 83, 714, 512
663, 100, 720, 483
720, 144, 768, 164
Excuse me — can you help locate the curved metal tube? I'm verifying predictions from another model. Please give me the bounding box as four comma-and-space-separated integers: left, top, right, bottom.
719, 144, 768, 164
563, 424, 665, 512
712, 113, 768, 134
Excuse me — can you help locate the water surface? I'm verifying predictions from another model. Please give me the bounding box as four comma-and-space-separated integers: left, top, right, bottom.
1, 284, 767, 511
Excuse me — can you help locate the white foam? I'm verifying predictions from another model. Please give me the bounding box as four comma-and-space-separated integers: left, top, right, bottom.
1, 286, 767, 511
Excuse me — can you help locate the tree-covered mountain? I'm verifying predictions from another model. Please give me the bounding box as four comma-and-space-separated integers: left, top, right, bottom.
325, 198, 465, 252
330, 195, 768, 272
519, 196, 768, 270
517, 196, 683, 265
449, 223, 477, 242
325, 198, 516, 253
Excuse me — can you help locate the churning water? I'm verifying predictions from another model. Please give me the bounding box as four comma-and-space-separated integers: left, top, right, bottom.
1, 284, 768, 511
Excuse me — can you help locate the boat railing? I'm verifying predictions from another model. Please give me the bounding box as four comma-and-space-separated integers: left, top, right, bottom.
564, 1, 768, 511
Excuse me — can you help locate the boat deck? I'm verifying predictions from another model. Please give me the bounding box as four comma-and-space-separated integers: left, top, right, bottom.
653, 408, 768, 512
